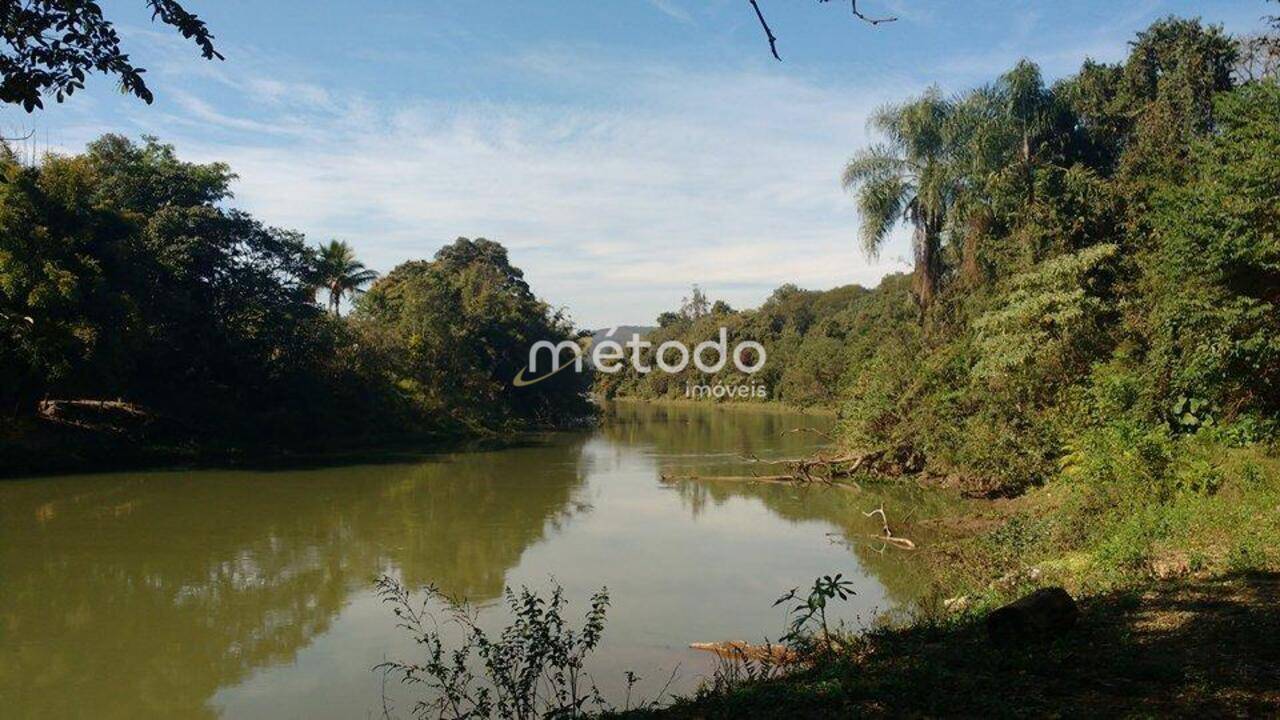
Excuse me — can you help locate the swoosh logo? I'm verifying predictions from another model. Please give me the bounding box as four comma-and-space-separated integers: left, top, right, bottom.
512, 337, 594, 387
512, 358, 578, 387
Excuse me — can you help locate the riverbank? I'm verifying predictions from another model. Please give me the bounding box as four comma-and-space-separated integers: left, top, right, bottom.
620, 436, 1280, 717
622, 572, 1280, 718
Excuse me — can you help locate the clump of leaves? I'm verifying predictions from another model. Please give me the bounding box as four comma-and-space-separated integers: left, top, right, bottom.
375, 576, 610, 720
774, 573, 857, 648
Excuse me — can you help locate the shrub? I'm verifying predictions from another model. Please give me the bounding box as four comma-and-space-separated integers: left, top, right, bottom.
376, 576, 611, 720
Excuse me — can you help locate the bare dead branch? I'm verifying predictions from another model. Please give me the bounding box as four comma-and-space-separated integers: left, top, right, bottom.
843, 0, 898, 25
747, 0, 781, 61
749, 0, 896, 60
862, 503, 915, 550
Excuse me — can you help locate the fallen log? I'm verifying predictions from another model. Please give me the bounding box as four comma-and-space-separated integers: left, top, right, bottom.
660, 472, 861, 491
985, 587, 1079, 644
689, 641, 797, 664
36, 398, 155, 434
661, 473, 798, 485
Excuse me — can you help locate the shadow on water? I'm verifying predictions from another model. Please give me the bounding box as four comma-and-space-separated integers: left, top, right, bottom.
0, 426, 568, 480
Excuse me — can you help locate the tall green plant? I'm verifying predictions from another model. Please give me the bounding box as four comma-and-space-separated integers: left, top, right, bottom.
843, 88, 962, 306
376, 576, 611, 720
315, 240, 378, 316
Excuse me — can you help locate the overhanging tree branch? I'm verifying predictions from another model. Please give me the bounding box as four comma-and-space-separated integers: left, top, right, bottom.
0, 0, 223, 111
749, 0, 897, 61
747, 0, 780, 61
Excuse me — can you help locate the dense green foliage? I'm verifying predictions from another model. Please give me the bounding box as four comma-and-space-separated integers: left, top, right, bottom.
355, 238, 591, 433
0, 136, 588, 464
605, 17, 1279, 497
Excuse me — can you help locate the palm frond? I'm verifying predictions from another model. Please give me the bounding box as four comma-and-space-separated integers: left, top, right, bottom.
842, 144, 907, 188
348, 269, 379, 285
855, 175, 909, 258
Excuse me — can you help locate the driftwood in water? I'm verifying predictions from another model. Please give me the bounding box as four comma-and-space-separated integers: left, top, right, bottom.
862, 503, 916, 550
660, 440, 925, 489
986, 587, 1079, 644
779, 427, 836, 442
660, 472, 859, 490
689, 641, 797, 664
37, 398, 155, 433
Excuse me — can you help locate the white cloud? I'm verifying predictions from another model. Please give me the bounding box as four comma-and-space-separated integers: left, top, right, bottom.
646, 0, 694, 24
38, 3, 1267, 330
49, 37, 928, 328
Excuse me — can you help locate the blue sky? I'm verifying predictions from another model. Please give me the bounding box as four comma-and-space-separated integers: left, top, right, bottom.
7, 0, 1269, 328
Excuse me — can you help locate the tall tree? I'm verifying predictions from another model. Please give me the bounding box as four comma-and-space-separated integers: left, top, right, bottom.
315, 240, 377, 317
842, 88, 960, 306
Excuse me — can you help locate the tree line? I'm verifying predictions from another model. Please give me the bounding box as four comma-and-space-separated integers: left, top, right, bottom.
604, 15, 1280, 494
0, 135, 588, 466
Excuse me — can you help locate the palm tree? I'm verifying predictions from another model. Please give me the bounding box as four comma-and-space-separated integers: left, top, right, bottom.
842, 88, 962, 307
315, 240, 378, 316
998, 60, 1058, 207
947, 61, 1064, 279
949, 83, 1017, 283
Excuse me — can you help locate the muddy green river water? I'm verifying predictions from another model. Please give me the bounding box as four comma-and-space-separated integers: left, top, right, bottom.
0, 402, 951, 718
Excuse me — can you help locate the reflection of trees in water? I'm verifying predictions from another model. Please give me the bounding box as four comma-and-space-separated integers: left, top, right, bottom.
600, 402, 957, 608
600, 401, 838, 475
0, 435, 589, 718
1, 406, 956, 717
373, 438, 594, 598
664, 478, 957, 608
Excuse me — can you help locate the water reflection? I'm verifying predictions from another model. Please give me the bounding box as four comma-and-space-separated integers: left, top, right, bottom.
0, 403, 949, 718
599, 402, 955, 608
0, 437, 591, 717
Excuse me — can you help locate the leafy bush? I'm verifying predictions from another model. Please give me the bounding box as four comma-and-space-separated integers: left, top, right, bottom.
1146, 81, 1280, 423
376, 576, 612, 720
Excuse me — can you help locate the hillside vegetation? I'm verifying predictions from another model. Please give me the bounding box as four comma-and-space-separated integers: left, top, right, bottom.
604, 17, 1279, 499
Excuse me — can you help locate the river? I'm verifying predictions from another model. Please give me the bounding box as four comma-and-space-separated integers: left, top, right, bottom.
0, 401, 954, 718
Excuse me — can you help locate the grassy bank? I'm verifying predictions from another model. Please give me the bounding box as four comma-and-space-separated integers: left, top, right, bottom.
587, 20, 1280, 715
619, 438, 1280, 717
